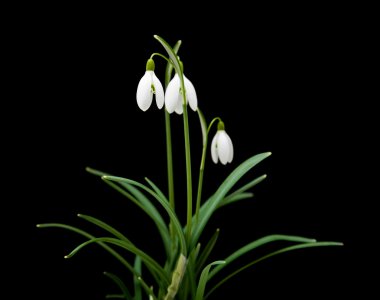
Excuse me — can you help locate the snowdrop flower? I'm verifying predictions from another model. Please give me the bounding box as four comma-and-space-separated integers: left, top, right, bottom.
211, 121, 234, 165
165, 72, 197, 114
136, 59, 164, 111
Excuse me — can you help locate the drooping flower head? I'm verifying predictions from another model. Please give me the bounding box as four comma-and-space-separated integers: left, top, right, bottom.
165, 62, 197, 114
136, 58, 164, 111
211, 121, 234, 165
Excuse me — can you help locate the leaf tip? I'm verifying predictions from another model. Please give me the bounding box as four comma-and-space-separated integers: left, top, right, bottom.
77, 213, 82, 217
64, 255, 70, 259
36, 224, 41, 228
101, 175, 108, 180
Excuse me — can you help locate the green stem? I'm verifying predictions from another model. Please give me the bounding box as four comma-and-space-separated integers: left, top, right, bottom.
195, 141, 207, 224
180, 76, 193, 248
150, 52, 172, 65
165, 112, 175, 213
195, 117, 222, 224
163, 44, 179, 245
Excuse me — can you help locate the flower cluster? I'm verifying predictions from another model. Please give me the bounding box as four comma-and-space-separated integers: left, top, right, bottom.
136, 57, 233, 165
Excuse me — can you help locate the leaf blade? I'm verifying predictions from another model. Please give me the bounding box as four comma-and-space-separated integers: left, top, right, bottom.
195, 261, 225, 300
104, 175, 187, 256
77, 214, 132, 244
196, 229, 220, 276
208, 234, 316, 280
205, 241, 343, 299
192, 152, 272, 247
65, 237, 170, 286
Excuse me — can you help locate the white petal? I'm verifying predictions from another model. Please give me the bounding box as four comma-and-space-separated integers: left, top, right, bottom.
217, 131, 231, 165
165, 74, 181, 113
136, 71, 153, 111
174, 94, 183, 114
211, 132, 219, 164
184, 75, 198, 111
225, 132, 234, 163
152, 72, 164, 109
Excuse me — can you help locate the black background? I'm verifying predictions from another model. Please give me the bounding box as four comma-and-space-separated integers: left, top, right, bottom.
5, 3, 370, 299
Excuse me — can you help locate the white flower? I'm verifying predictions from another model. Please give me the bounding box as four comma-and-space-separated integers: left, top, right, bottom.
211, 129, 234, 165
165, 73, 198, 114
136, 59, 164, 111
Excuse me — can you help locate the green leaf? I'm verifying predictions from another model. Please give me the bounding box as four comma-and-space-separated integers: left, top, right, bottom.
205, 241, 343, 299
195, 261, 225, 300
154, 35, 182, 76
87, 167, 171, 257
134, 256, 142, 300
196, 229, 220, 276
36, 223, 138, 278
208, 234, 316, 280
223, 174, 267, 203
104, 271, 132, 300
103, 175, 187, 256
145, 177, 169, 204
187, 243, 201, 298
197, 109, 208, 146
77, 214, 132, 244
165, 40, 182, 87
191, 152, 272, 247
218, 192, 254, 208
86, 166, 109, 177
65, 237, 170, 286
118, 181, 171, 257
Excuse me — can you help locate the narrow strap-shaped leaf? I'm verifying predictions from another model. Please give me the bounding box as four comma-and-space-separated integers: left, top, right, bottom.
86, 166, 109, 177
116, 181, 171, 254
226, 174, 267, 200
103, 175, 187, 256
65, 237, 170, 286
187, 243, 201, 298
102, 178, 171, 257
205, 241, 343, 299
196, 229, 220, 276
104, 271, 133, 300
208, 234, 316, 280
218, 193, 254, 208
145, 177, 169, 204
195, 261, 225, 300
191, 152, 272, 248
134, 255, 142, 300
87, 167, 171, 256
36, 224, 139, 278
78, 214, 132, 244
